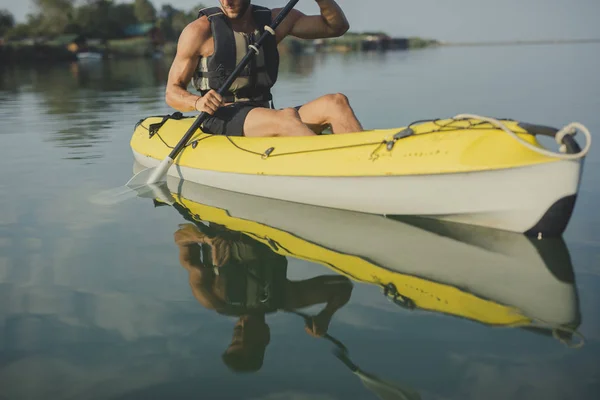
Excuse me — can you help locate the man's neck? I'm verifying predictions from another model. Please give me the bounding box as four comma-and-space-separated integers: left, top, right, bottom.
228, 8, 255, 33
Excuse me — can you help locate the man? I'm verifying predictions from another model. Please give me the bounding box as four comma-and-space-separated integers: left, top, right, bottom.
174, 222, 353, 372
165, 0, 364, 137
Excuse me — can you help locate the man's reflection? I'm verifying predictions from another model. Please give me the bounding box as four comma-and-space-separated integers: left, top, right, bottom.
174, 222, 353, 373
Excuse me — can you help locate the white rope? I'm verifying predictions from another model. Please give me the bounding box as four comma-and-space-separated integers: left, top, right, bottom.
453, 113, 592, 160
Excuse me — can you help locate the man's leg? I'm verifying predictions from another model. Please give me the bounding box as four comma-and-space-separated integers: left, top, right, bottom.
243, 107, 317, 137
242, 93, 363, 137
297, 93, 363, 134
282, 275, 353, 337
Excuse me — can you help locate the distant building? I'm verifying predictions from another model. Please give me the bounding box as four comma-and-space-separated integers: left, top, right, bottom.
123, 23, 164, 48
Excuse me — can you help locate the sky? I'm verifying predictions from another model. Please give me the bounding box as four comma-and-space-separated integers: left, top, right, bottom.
1, 0, 599, 42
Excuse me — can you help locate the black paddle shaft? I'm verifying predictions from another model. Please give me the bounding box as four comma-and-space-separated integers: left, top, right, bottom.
167, 0, 301, 160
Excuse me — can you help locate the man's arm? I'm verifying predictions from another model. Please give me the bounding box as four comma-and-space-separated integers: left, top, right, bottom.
174, 225, 224, 310
165, 18, 223, 114
273, 0, 350, 42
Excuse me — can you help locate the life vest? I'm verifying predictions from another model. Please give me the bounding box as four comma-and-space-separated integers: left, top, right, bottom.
199, 223, 288, 317
192, 5, 280, 104
215, 253, 288, 317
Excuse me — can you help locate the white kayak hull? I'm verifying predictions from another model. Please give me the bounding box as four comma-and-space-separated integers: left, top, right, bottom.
133, 150, 582, 236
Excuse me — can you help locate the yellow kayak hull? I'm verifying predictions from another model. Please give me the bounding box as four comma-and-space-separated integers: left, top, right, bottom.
132, 116, 557, 176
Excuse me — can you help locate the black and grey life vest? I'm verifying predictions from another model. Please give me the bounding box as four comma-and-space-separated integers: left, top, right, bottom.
192, 5, 280, 104
201, 233, 288, 317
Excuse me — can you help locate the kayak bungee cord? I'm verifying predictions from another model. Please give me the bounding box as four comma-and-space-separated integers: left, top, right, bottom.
137, 114, 591, 160
454, 113, 592, 160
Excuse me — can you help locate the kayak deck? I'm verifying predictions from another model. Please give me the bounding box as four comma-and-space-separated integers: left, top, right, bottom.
131, 116, 560, 176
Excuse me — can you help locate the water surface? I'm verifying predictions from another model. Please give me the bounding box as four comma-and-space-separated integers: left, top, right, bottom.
1, 44, 599, 400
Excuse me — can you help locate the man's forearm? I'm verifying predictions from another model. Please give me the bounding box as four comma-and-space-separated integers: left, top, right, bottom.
316, 0, 350, 35
319, 282, 352, 318
166, 84, 201, 112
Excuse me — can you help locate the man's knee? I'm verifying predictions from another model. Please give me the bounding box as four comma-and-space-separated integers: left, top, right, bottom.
278, 107, 303, 128
274, 107, 305, 134
279, 107, 302, 119
326, 93, 350, 109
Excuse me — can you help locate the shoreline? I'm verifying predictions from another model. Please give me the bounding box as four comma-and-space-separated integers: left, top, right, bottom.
2, 36, 598, 66
440, 38, 600, 47
0, 33, 440, 65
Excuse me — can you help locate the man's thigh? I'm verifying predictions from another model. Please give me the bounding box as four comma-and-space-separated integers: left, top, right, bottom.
243, 107, 316, 137
243, 107, 288, 137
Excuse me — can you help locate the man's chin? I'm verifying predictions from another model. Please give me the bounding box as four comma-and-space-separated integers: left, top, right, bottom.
223, 1, 251, 20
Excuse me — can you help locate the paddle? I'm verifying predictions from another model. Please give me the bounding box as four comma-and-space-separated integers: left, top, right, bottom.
90, 0, 300, 205
287, 310, 422, 400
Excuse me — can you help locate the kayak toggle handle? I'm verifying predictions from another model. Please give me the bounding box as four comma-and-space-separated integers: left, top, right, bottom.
148, 112, 183, 138
386, 128, 414, 151
262, 147, 275, 159
382, 283, 416, 310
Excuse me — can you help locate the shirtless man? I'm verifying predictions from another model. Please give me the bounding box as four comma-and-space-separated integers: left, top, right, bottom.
165, 0, 364, 137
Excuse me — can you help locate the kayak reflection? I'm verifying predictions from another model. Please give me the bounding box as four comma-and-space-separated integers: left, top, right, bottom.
140, 164, 583, 373
173, 221, 353, 372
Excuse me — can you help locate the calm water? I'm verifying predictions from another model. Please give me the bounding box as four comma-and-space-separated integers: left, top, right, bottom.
1, 44, 599, 400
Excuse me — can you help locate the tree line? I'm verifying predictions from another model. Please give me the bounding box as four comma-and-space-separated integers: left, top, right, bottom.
0, 0, 206, 41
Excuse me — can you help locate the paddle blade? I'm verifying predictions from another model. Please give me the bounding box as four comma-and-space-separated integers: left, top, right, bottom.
88, 185, 144, 206
140, 157, 174, 185
126, 157, 172, 188
335, 351, 420, 400
89, 157, 175, 206
89, 180, 175, 206
355, 369, 422, 400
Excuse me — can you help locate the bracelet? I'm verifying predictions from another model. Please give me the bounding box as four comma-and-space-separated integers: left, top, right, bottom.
194, 96, 201, 111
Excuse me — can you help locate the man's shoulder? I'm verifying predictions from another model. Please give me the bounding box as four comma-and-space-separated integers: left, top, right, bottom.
182, 16, 212, 40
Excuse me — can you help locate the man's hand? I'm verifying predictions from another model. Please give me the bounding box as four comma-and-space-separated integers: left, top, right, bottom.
304, 312, 333, 338
195, 90, 224, 115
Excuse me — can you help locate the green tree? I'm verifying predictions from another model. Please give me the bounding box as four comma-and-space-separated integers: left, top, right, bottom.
33, 0, 76, 35
74, 1, 108, 37
0, 9, 15, 36
155, 3, 205, 41
134, 0, 156, 23
73, 0, 136, 39
110, 3, 138, 34
187, 3, 208, 20
157, 5, 176, 41
171, 11, 192, 36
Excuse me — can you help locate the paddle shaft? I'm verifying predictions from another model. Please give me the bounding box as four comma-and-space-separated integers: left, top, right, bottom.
286, 309, 349, 353
167, 0, 300, 161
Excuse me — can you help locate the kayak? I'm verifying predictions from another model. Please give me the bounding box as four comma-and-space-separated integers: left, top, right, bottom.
143, 170, 582, 344
130, 113, 591, 237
